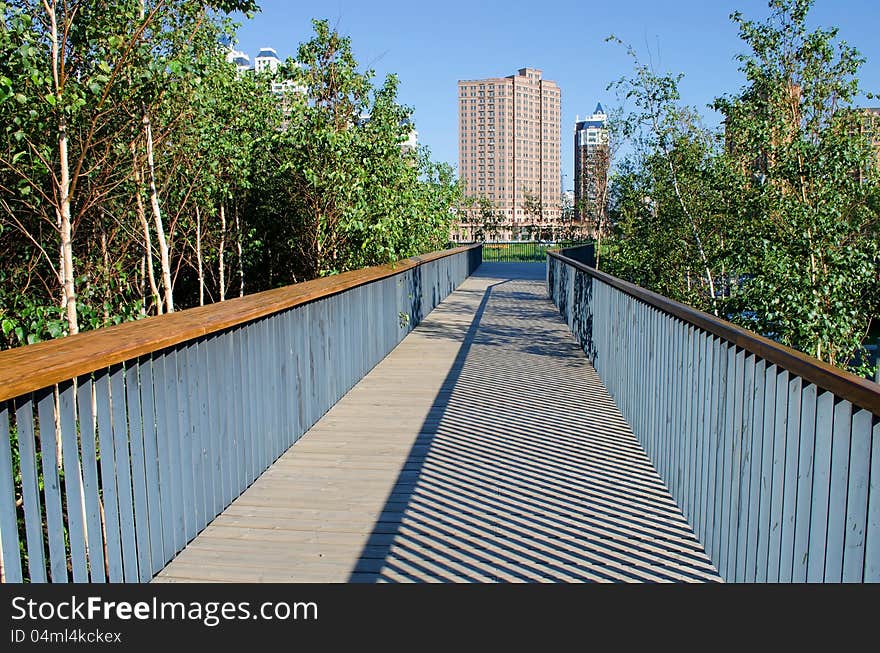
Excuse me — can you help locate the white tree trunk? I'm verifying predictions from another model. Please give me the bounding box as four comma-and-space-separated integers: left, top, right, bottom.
196, 205, 204, 306
58, 125, 78, 335
235, 206, 244, 297
219, 203, 226, 301
45, 2, 79, 335
143, 111, 174, 312
132, 145, 162, 315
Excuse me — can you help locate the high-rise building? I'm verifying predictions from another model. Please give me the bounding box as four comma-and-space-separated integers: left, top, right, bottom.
254, 47, 282, 73
573, 103, 609, 224
860, 108, 880, 180
225, 48, 251, 75
457, 68, 561, 240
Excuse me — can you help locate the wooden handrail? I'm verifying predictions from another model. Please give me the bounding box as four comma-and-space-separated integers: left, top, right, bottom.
0, 244, 481, 403
549, 249, 880, 415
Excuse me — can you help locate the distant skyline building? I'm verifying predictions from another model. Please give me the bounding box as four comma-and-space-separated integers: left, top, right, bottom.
226, 45, 304, 99
860, 107, 880, 180
456, 67, 561, 240
225, 48, 251, 74
254, 47, 282, 73
573, 103, 609, 224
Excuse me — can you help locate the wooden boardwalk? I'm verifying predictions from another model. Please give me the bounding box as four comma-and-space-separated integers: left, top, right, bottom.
155, 263, 720, 583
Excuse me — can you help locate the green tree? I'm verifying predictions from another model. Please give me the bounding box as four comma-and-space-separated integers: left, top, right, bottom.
276, 19, 458, 278
522, 188, 543, 240
464, 195, 505, 241
714, 0, 880, 369
607, 37, 725, 313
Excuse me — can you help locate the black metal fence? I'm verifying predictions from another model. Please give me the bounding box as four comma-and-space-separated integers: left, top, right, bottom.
462, 241, 592, 263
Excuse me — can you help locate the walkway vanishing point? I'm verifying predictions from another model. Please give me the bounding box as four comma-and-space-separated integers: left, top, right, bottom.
155, 264, 720, 583
1, 244, 878, 584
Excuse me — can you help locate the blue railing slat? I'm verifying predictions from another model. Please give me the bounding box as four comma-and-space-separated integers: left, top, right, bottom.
36, 389, 67, 583
186, 341, 206, 534
2, 248, 476, 583
59, 381, 88, 582
75, 378, 106, 582
0, 405, 22, 582
176, 345, 195, 543
725, 348, 746, 581
745, 359, 767, 582
767, 368, 789, 581
109, 365, 138, 582
842, 409, 872, 582
548, 251, 878, 583
204, 334, 222, 522
734, 354, 757, 582
779, 375, 804, 581
865, 419, 880, 582
824, 399, 853, 581
137, 357, 165, 575
152, 351, 175, 565
807, 391, 835, 581
15, 398, 46, 582
124, 362, 152, 582
792, 383, 818, 582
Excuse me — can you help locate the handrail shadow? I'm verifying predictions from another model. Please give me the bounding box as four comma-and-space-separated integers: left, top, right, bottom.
348, 263, 720, 583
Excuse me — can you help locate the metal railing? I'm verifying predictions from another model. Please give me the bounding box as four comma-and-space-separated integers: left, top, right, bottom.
0, 245, 482, 583
462, 241, 591, 263
548, 245, 880, 583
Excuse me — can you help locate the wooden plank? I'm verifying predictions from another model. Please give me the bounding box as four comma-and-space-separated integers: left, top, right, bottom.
841, 409, 871, 582
734, 354, 756, 582
175, 344, 195, 542
778, 375, 802, 582
110, 365, 138, 582
36, 389, 67, 582
756, 364, 778, 582
152, 351, 176, 565
725, 347, 745, 581
744, 359, 767, 583
791, 383, 817, 582
824, 399, 852, 582
766, 369, 789, 582
0, 246, 481, 404
865, 418, 880, 581
58, 381, 88, 582
124, 362, 152, 582
718, 345, 738, 578
0, 404, 22, 582
15, 398, 46, 581
75, 379, 105, 582
137, 357, 164, 576
807, 391, 834, 582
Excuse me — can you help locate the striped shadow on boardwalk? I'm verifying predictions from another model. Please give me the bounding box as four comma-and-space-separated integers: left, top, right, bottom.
154, 263, 720, 583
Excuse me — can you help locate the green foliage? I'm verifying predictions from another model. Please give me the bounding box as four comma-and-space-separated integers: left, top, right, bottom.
267, 20, 459, 279
462, 195, 505, 241
605, 0, 880, 376
0, 10, 458, 349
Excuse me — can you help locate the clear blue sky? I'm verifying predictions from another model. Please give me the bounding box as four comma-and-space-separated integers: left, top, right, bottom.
232, 0, 880, 191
